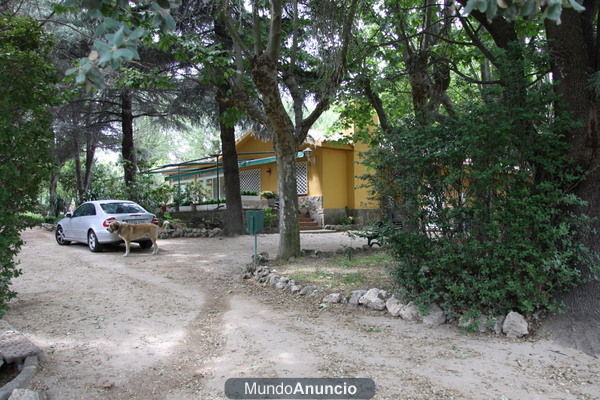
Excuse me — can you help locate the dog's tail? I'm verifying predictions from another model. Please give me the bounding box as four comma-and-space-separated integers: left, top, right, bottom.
161, 220, 170, 231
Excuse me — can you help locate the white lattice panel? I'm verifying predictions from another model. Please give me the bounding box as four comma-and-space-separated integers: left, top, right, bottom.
296, 161, 308, 195
240, 169, 261, 192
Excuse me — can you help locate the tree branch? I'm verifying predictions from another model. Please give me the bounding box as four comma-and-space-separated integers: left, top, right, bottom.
252, 0, 263, 54
266, 0, 283, 59
298, 0, 359, 141
218, 1, 252, 57
362, 76, 392, 134
458, 16, 498, 66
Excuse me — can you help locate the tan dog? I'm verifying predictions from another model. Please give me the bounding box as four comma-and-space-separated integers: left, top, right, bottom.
107, 221, 167, 256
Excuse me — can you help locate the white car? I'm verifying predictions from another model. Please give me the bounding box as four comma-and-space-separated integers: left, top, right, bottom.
55, 200, 158, 252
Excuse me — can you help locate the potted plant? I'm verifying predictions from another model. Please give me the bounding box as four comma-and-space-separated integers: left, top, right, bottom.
260, 191, 278, 207
186, 181, 208, 211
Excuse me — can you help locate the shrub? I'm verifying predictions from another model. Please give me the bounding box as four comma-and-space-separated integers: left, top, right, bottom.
364, 97, 597, 316
0, 15, 57, 317
19, 213, 45, 227
199, 198, 226, 205
263, 207, 277, 227
260, 191, 278, 200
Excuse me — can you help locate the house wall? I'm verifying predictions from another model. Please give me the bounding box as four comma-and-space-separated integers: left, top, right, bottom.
320, 147, 349, 209
238, 163, 279, 193
236, 136, 274, 159
308, 148, 323, 197
350, 142, 378, 210
163, 131, 383, 226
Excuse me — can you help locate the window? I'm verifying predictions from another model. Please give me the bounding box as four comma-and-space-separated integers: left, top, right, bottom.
296, 161, 308, 195
72, 204, 86, 217
100, 202, 145, 214
73, 203, 97, 217
195, 175, 225, 200
239, 169, 261, 192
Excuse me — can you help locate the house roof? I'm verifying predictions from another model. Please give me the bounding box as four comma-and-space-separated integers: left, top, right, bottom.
152, 152, 306, 181
145, 128, 353, 180
235, 128, 350, 148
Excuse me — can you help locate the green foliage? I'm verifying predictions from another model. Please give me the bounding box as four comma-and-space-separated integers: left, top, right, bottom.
263, 207, 277, 228
18, 213, 45, 228
365, 96, 596, 316
197, 198, 226, 205
463, 0, 584, 23
58, 160, 176, 213
63, 0, 180, 89
260, 191, 278, 200
183, 181, 208, 204
241, 190, 258, 196
0, 15, 58, 317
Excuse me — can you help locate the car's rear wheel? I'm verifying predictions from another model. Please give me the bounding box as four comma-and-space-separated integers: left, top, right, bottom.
55, 225, 71, 245
139, 240, 153, 249
88, 230, 103, 252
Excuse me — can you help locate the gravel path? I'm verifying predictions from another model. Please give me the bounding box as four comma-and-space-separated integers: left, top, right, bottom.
6, 229, 600, 399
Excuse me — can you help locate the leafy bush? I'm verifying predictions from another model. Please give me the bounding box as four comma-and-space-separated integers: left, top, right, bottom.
19, 213, 45, 227
241, 190, 258, 196
365, 97, 596, 316
263, 207, 277, 227
44, 214, 64, 224
199, 198, 226, 205
0, 15, 57, 317
260, 191, 278, 200
184, 181, 208, 204
77, 167, 175, 213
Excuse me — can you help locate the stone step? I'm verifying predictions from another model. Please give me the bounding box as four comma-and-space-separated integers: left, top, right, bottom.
300, 225, 322, 231
298, 212, 320, 229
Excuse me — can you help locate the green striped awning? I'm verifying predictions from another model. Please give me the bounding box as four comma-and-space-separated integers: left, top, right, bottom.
163, 152, 304, 181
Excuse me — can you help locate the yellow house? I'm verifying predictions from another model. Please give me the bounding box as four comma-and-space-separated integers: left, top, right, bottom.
157, 130, 380, 226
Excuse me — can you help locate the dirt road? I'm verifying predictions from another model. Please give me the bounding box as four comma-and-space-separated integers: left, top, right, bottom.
6, 229, 600, 399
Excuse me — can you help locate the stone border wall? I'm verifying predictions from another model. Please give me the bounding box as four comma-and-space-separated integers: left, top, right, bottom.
242, 252, 531, 339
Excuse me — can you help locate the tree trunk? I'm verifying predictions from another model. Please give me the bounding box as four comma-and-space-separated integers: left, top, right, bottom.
83, 135, 96, 196
121, 90, 137, 188
73, 135, 84, 202
251, 52, 301, 259
49, 167, 59, 216
274, 134, 300, 259
214, 16, 244, 236
217, 86, 244, 236
540, 9, 600, 356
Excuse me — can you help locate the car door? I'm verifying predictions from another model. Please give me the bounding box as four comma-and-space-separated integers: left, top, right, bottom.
69, 203, 92, 242
79, 203, 98, 241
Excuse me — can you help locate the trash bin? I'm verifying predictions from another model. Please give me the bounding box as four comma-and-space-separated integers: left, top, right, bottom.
246, 210, 264, 235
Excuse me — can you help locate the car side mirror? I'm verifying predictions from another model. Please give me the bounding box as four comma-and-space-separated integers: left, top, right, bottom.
65, 212, 72, 218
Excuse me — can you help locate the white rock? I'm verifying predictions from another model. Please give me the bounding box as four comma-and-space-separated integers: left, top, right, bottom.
298, 285, 316, 296
290, 285, 302, 294
399, 302, 421, 321
422, 304, 446, 326
502, 311, 529, 338
358, 288, 387, 311
275, 281, 288, 289
9, 389, 41, 400
322, 293, 344, 303
266, 274, 280, 286
385, 296, 404, 317
348, 290, 367, 305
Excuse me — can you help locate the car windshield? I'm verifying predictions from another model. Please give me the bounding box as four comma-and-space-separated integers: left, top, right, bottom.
100, 202, 145, 214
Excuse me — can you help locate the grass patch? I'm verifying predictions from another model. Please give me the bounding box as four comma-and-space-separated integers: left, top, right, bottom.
278, 250, 395, 292
337, 252, 394, 268
341, 272, 367, 285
